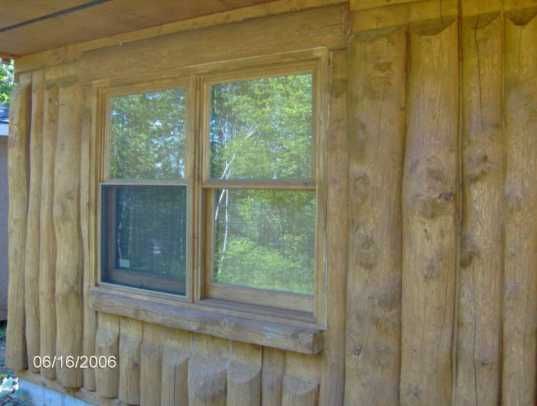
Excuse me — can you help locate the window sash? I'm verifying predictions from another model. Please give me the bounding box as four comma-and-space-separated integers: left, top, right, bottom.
98, 61, 324, 318
199, 65, 320, 314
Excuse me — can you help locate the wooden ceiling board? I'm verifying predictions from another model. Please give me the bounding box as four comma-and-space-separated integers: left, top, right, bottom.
0, 0, 89, 27
0, 0, 274, 56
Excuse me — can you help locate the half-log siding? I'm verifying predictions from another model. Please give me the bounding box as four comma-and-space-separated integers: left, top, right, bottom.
6, 1, 537, 405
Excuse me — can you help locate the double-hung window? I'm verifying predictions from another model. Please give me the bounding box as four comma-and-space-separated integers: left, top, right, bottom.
101, 83, 191, 296
100, 61, 322, 318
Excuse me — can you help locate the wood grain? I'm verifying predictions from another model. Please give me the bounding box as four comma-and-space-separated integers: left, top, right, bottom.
345, 27, 406, 406
456, 14, 503, 406
502, 13, 537, 406
400, 22, 459, 406
24, 70, 45, 374
6, 74, 31, 372
118, 318, 142, 405
95, 313, 120, 399
39, 83, 59, 380
54, 80, 83, 388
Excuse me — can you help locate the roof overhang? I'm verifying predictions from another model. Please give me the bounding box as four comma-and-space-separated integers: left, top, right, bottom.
0, 0, 276, 57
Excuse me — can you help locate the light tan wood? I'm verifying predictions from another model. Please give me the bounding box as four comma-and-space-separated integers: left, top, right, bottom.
455, 14, 503, 406
54, 80, 83, 388
318, 49, 347, 406
350, 0, 421, 10
11, 3, 537, 405
90, 287, 323, 354
0, 1, 88, 28
81, 85, 97, 391
345, 26, 406, 406
39, 83, 59, 381
261, 348, 285, 406
161, 331, 190, 406
351, 0, 458, 33
24, 70, 45, 374
502, 13, 537, 406
118, 318, 142, 405
188, 357, 227, 406
227, 342, 262, 406
140, 324, 163, 405
0, 0, 276, 56
400, 22, 459, 406
227, 361, 261, 406
95, 313, 120, 399
15, 0, 345, 73
6, 74, 32, 372
80, 5, 345, 84
282, 375, 318, 406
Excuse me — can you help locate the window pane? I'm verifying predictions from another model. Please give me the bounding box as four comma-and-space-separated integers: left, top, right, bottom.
101, 185, 187, 295
209, 73, 313, 181
212, 189, 315, 294
110, 88, 186, 180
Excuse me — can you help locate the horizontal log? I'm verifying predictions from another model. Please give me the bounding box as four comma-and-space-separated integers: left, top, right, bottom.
90, 288, 322, 354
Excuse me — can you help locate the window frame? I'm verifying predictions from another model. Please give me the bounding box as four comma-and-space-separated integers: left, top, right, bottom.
95, 53, 328, 325
98, 77, 196, 303
197, 62, 322, 315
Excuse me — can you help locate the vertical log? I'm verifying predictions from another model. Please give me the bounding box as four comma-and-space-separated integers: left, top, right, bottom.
140, 324, 163, 406
118, 318, 142, 405
81, 85, 97, 391
161, 348, 189, 406
456, 15, 503, 405
227, 342, 262, 406
400, 22, 459, 406
188, 358, 227, 406
54, 81, 83, 388
319, 49, 348, 406
95, 313, 120, 399
39, 84, 59, 381
503, 13, 537, 406
161, 328, 191, 406
6, 74, 32, 372
25, 70, 44, 374
345, 27, 406, 406
189, 335, 228, 406
282, 376, 318, 406
261, 348, 285, 406
283, 352, 320, 406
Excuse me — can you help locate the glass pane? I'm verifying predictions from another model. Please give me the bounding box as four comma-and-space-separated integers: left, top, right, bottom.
101, 185, 187, 295
212, 189, 315, 294
209, 73, 313, 181
110, 88, 186, 180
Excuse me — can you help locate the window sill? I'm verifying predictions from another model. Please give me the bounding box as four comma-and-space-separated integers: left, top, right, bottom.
89, 286, 324, 354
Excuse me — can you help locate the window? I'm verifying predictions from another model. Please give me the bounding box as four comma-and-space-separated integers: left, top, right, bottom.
101, 85, 190, 296
100, 63, 321, 317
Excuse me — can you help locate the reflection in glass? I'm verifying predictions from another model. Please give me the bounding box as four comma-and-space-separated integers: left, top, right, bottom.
110, 88, 186, 180
101, 185, 187, 295
209, 73, 313, 181
213, 189, 315, 294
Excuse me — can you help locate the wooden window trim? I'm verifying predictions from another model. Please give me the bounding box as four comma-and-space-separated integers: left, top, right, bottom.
198, 60, 327, 319
98, 76, 195, 303
90, 285, 322, 354
94, 50, 329, 333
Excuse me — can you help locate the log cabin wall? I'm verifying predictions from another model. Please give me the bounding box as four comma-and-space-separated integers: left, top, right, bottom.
5, 0, 537, 405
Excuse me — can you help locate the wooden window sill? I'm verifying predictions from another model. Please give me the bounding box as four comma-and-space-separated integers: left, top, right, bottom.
89, 286, 324, 354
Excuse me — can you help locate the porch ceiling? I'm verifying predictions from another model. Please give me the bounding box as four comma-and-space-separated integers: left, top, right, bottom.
0, 0, 274, 57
